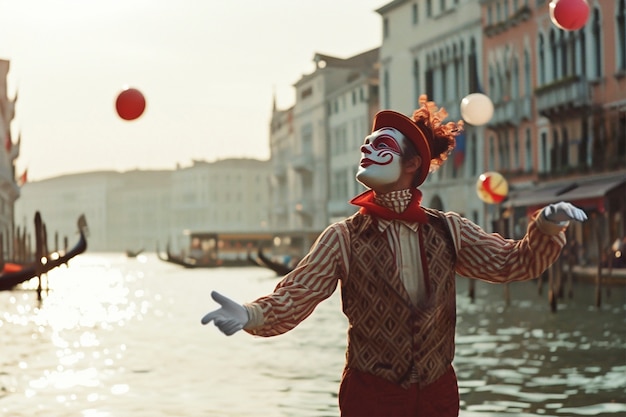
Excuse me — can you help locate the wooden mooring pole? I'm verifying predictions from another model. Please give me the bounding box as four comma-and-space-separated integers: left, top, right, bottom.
594, 213, 603, 308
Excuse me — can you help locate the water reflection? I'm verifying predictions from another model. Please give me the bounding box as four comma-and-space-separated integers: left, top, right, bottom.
0, 253, 624, 416
454, 280, 626, 416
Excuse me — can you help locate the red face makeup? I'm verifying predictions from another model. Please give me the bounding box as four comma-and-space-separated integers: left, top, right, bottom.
356, 128, 406, 191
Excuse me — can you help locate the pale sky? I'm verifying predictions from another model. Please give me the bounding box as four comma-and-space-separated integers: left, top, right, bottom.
0, 0, 385, 181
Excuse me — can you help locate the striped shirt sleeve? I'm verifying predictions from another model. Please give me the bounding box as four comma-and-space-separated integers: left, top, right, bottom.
243, 222, 350, 337
445, 209, 567, 283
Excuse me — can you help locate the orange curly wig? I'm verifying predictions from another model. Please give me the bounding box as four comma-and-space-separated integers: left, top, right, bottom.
411, 94, 464, 173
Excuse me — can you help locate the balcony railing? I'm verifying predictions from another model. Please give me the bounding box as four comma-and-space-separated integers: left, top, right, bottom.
490, 99, 518, 127
273, 162, 287, 179
489, 96, 532, 127
535, 75, 592, 118
291, 153, 314, 173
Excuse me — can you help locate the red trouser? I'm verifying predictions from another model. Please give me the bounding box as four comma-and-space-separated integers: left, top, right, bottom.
338, 366, 459, 417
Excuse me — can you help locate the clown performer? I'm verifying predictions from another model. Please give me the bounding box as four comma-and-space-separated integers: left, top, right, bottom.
201, 95, 587, 417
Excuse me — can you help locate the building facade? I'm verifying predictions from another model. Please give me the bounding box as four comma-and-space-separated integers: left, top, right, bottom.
268, 0, 624, 265
482, 0, 626, 265
169, 158, 271, 251
15, 158, 271, 252
268, 48, 380, 235
376, 0, 486, 225
0, 59, 22, 258
10, 0, 626, 264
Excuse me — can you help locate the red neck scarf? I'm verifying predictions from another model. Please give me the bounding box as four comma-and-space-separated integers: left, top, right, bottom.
350, 189, 428, 224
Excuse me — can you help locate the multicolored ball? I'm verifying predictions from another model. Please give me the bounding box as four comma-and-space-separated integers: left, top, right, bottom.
476, 171, 509, 204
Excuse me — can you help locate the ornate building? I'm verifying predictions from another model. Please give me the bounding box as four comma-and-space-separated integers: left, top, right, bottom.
268, 48, 379, 235
376, 0, 486, 226
482, 0, 626, 265
0, 59, 22, 258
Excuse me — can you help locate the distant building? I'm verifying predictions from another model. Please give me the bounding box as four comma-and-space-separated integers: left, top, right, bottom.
0, 59, 22, 258
15, 158, 271, 252
376, 0, 486, 226
268, 0, 624, 267
15, 170, 168, 252
11, 0, 626, 266
324, 50, 380, 223
169, 158, 271, 251
268, 47, 379, 236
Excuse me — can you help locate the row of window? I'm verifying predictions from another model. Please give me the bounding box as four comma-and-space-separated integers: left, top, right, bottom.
384, 0, 463, 37
382, 1, 625, 108
486, 0, 532, 27
326, 86, 370, 115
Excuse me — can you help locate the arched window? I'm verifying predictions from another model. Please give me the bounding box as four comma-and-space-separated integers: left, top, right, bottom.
514, 129, 520, 169
383, 69, 390, 109
538, 34, 546, 85
499, 132, 509, 170
470, 132, 478, 176
453, 44, 461, 99
489, 135, 496, 171
561, 127, 569, 168
525, 128, 532, 172
580, 118, 589, 166
468, 38, 479, 92
441, 59, 448, 101
617, 0, 626, 71
497, 64, 504, 101
512, 56, 520, 99
592, 7, 602, 78
458, 41, 466, 94
552, 129, 560, 172
425, 56, 434, 98
540, 131, 549, 172
430, 195, 445, 211
489, 65, 496, 96
565, 32, 576, 76
550, 30, 558, 81
524, 50, 531, 97
413, 58, 421, 107
504, 132, 510, 170
579, 29, 587, 76
561, 31, 568, 76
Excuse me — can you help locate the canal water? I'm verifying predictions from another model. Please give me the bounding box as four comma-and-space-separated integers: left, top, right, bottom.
1, 253, 624, 417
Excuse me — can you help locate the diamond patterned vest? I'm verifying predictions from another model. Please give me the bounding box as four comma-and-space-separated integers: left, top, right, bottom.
341, 208, 456, 388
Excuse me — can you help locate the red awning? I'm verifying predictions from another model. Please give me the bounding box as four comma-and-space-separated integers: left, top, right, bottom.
506, 173, 626, 214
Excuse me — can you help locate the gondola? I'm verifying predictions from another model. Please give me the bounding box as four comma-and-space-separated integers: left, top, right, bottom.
0, 213, 88, 291
246, 250, 266, 268
125, 248, 144, 258
255, 247, 293, 276
163, 241, 201, 268
156, 240, 213, 268
156, 240, 254, 268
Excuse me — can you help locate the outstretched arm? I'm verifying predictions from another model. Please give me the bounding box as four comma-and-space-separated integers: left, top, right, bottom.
450, 202, 587, 283
201, 223, 349, 338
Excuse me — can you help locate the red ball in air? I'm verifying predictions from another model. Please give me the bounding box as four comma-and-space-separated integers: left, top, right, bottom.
549, 0, 590, 31
115, 87, 146, 121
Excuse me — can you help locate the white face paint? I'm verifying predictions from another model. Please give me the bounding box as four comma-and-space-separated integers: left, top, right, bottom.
356, 128, 405, 191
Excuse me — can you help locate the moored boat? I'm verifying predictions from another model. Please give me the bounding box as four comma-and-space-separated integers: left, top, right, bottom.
0, 212, 88, 291
126, 248, 144, 258
255, 247, 293, 276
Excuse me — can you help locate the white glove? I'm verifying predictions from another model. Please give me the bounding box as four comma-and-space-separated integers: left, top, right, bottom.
542, 201, 587, 224
201, 291, 249, 336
